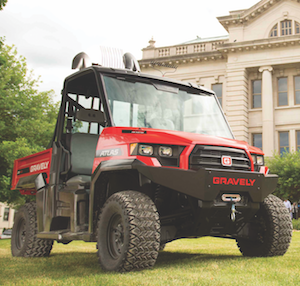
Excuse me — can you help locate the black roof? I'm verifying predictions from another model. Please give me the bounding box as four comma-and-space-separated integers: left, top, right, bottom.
63, 65, 215, 96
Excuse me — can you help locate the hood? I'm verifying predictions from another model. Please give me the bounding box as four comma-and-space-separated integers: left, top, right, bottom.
101, 127, 264, 155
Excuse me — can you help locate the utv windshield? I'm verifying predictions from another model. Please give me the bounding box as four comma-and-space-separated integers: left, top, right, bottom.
103, 75, 233, 139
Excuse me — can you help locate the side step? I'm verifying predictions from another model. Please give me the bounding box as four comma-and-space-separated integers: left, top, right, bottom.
37, 231, 92, 242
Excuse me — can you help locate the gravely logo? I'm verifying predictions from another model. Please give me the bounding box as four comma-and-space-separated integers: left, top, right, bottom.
222, 156, 232, 167
213, 177, 256, 186
30, 161, 49, 173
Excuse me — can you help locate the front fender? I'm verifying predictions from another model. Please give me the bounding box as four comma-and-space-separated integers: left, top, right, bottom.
89, 159, 278, 235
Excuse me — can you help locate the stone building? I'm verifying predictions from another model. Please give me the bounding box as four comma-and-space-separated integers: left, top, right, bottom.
139, 0, 300, 157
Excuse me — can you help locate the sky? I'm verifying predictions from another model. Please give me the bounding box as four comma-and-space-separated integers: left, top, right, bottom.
0, 0, 259, 101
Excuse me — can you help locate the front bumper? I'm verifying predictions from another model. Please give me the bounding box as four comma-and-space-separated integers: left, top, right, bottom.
136, 165, 278, 203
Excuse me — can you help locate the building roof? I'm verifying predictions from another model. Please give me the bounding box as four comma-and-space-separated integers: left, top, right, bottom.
180, 35, 229, 45
217, 0, 282, 31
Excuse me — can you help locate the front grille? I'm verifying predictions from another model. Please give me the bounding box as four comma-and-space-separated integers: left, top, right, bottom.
189, 145, 251, 171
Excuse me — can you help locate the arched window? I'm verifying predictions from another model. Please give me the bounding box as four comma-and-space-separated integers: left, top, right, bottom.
269, 20, 300, 37
296, 21, 300, 34
281, 20, 292, 36
270, 24, 278, 37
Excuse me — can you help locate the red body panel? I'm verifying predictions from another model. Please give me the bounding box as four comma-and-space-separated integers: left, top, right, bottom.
11, 127, 264, 195
92, 127, 263, 173
11, 148, 52, 192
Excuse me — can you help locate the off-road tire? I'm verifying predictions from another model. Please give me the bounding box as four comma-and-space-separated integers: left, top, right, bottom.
236, 194, 292, 257
11, 202, 53, 257
97, 191, 160, 272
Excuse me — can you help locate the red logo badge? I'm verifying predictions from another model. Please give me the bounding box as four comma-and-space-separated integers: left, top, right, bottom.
222, 156, 232, 167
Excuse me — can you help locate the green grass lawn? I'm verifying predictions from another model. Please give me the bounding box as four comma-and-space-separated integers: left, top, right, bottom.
1, 232, 300, 286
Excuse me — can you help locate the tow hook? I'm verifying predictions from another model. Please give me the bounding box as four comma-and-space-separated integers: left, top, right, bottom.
231, 203, 236, 222
221, 194, 241, 222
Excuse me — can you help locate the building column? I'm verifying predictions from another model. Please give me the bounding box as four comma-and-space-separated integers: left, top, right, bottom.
259, 66, 274, 157
225, 67, 249, 142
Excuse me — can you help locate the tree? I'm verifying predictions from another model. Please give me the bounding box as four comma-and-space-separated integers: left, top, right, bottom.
0, 38, 59, 207
266, 150, 300, 203
0, 0, 7, 10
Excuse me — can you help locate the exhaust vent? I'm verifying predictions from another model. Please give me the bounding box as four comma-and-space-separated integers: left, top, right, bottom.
123, 52, 141, 72
72, 52, 91, 70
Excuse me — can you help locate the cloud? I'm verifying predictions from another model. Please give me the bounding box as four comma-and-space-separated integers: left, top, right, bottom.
0, 0, 259, 99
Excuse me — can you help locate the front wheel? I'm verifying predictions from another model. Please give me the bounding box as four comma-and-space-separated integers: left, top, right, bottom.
97, 191, 160, 272
236, 194, 292, 257
11, 202, 53, 257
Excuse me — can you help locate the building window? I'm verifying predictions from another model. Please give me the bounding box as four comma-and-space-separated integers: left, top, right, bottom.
270, 20, 300, 37
295, 76, 300, 105
3, 207, 9, 221
296, 22, 300, 34
270, 24, 278, 37
253, 133, 262, 150
278, 78, 288, 106
279, 131, 289, 154
252, 80, 262, 108
296, 131, 300, 150
281, 20, 292, 36
212, 83, 222, 106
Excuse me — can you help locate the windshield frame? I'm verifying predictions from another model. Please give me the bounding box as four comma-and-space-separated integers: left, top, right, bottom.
99, 71, 234, 139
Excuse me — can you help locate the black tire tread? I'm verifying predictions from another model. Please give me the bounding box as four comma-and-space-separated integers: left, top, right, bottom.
159, 243, 166, 251
11, 202, 53, 257
98, 191, 160, 272
237, 194, 292, 257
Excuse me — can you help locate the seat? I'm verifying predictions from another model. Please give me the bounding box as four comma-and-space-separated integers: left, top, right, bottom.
66, 133, 99, 186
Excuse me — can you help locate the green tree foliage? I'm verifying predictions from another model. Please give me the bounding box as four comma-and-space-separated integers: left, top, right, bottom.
0, 38, 58, 206
0, 0, 7, 10
266, 150, 300, 202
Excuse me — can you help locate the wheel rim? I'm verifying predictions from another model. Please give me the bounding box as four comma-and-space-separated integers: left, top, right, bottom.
255, 211, 268, 244
16, 217, 26, 250
107, 214, 124, 260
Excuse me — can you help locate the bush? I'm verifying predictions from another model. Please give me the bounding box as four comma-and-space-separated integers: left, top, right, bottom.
292, 219, 300, 230
266, 150, 300, 202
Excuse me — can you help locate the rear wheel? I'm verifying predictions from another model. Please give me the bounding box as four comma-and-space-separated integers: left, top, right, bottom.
236, 194, 292, 257
11, 202, 53, 257
97, 191, 160, 272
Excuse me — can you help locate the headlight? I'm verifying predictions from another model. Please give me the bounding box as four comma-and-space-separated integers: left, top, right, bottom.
257, 155, 264, 165
251, 154, 257, 164
251, 153, 264, 171
159, 146, 172, 157
139, 145, 153, 156
129, 143, 183, 167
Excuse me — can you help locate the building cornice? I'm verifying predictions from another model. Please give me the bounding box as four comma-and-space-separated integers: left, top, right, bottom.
218, 34, 300, 53
139, 51, 226, 68
139, 35, 300, 68
217, 0, 300, 31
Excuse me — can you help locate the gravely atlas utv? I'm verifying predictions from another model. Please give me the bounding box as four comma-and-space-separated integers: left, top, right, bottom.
11, 53, 292, 272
